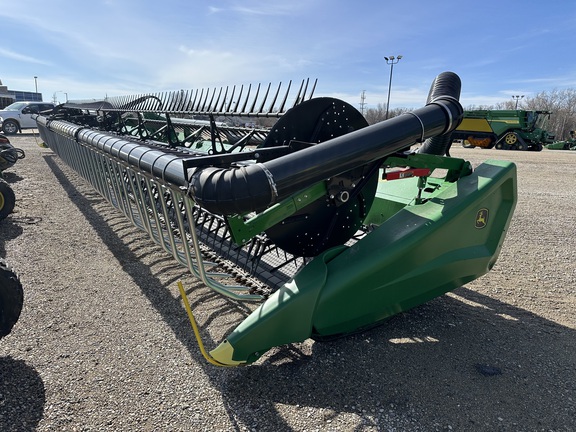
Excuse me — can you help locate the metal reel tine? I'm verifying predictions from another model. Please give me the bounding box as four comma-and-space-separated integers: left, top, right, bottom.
133, 94, 142, 111
258, 83, 272, 114
235, 85, 245, 114
267, 82, 283, 114
178, 90, 188, 111
189, 89, 199, 111
144, 93, 155, 111
226, 85, 237, 112
249, 83, 261, 114
302, 79, 312, 103
170, 91, 180, 111
146, 93, 159, 111
292, 79, 306, 108
300, 78, 310, 106
165, 92, 174, 111
308, 78, 318, 100
212, 87, 224, 113
240, 84, 252, 114
200, 89, 211, 112
155, 94, 166, 110
278, 80, 292, 113
206, 87, 217, 112
218, 86, 229, 113
180, 90, 190, 111
195, 88, 205, 111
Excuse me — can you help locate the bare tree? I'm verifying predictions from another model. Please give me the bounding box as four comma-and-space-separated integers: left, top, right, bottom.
523, 89, 576, 139
364, 103, 387, 125
364, 104, 411, 125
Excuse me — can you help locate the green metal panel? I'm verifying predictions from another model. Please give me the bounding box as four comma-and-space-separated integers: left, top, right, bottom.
312, 159, 516, 336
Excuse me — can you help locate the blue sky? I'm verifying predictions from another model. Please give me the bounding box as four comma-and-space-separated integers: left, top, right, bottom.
1, 0, 575, 110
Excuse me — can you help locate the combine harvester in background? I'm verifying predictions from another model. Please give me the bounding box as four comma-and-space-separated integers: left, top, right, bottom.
34, 72, 517, 366
452, 109, 554, 151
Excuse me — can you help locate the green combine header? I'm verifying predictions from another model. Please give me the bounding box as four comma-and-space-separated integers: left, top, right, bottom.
31, 72, 517, 366
546, 130, 576, 150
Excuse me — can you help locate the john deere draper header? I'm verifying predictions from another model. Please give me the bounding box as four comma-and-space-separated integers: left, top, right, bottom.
35, 72, 517, 366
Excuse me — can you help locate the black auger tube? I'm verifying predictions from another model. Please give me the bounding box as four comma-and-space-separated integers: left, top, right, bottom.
418, 72, 462, 156
190, 72, 464, 216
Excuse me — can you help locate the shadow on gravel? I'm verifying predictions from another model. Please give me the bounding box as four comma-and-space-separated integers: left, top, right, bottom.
43, 154, 576, 431
0, 171, 24, 185
42, 153, 249, 351
219, 287, 576, 430
0, 219, 23, 258
0, 357, 45, 432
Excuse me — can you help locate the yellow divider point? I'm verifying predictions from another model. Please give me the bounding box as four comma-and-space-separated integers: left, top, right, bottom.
177, 281, 236, 367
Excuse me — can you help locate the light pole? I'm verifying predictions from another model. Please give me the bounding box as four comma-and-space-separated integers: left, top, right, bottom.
34, 76, 38, 93
384, 55, 402, 119
512, 95, 524, 109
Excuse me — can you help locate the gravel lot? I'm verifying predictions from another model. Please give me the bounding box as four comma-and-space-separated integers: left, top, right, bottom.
1, 132, 575, 431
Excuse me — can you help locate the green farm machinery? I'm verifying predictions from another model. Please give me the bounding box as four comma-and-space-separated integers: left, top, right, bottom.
546, 130, 576, 150
0, 133, 25, 340
0, 133, 25, 219
34, 72, 517, 366
0, 258, 23, 340
452, 109, 554, 151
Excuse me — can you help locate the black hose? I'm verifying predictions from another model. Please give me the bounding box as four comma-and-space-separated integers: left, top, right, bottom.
418, 72, 462, 156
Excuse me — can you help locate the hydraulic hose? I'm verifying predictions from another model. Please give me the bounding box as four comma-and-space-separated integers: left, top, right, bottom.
189, 72, 464, 216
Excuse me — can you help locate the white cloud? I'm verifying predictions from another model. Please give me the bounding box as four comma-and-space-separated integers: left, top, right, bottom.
0, 48, 52, 66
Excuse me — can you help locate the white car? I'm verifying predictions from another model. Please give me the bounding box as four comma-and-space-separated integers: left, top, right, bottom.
0, 101, 55, 134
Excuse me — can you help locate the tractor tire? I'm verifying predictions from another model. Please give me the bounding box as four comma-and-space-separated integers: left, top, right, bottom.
1, 120, 19, 135
0, 179, 16, 220
0, 258, 24, 339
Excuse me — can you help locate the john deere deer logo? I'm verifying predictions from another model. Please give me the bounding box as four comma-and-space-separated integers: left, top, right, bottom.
475, 208, 489, 229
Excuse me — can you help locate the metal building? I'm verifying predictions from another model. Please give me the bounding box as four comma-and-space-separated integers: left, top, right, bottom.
0, 79, 43, 109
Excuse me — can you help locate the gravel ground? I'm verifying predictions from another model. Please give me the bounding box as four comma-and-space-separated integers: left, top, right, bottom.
1, 132, 575, 431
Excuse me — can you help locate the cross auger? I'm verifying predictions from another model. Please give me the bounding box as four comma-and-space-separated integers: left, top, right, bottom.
35, 72, 517, 366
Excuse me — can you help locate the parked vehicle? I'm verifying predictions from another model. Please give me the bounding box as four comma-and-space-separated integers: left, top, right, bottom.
0, 101, 55, 134
452, 110, 554, 151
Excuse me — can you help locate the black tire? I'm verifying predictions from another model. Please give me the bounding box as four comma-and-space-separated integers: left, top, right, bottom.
0, 258, 24, 339
0, 179, 15, 220
1, 120, 19, 135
